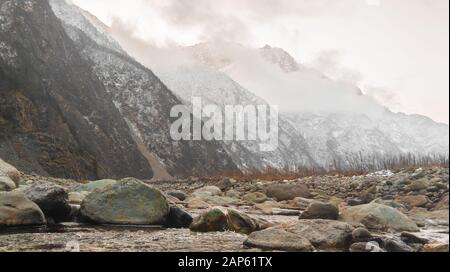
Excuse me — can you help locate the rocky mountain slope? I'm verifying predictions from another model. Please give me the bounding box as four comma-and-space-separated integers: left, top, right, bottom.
150, 64, 317, 171
157, 42, 449, 169
48, 0, 239, 178
0, 0, 153, 180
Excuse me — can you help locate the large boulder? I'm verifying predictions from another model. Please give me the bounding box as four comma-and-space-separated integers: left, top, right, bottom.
300, 202, 339, 220
80, 178, 169, 225
341, 203, 419, 232
265, 183, 311, 201
0, 176, 16, 192
19, 183, 72, 223
0, 192, 46, 226
0, 159, 20, 186
190, 207, 270, 234
245, 220, 353, 251
74, 179, 117, 192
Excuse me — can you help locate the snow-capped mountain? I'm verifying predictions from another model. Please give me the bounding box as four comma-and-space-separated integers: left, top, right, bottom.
183, 42, 449, 168
129, 41, 448, 170
48, 0, 239, 178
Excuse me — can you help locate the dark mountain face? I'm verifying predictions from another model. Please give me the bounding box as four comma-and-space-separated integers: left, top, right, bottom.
49, 0, 240, 178
0, 0, 153, 180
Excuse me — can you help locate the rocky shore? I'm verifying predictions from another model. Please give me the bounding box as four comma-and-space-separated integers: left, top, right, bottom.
1, 159, 448, 252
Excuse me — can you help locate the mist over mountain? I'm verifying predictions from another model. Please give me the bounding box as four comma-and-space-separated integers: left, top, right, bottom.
107, 23, 449, 170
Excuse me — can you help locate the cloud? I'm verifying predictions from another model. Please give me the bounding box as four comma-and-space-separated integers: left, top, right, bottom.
72, 0, 450, 123
309, 50, 365, 85
363, 86, 401, 112
100, 0, 368, 46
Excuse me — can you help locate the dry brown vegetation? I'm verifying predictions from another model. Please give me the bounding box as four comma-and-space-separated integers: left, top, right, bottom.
209, 153, 449, 181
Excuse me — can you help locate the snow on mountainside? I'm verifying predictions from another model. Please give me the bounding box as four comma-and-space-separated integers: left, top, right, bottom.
165, 41, 449, 168
260, 45, 302, 73
152, 63, 317, 171
49, 0, 124, 54
49, 0, 239, 178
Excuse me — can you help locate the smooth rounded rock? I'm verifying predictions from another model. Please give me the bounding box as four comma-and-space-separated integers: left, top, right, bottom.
265, 183, 311, 201
0, 192, 46, 226
341, 203, 419, 232
80, 178, 169, 225
168, 190, 187, 201
300, 202, 339, 220
20, 183, 71, 223
352, 227, 373, 242
0, 159, 20, 186
242, 192, 267, 204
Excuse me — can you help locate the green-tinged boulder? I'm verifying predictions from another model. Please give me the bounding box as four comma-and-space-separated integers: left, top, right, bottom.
406, 178, 430, 192
80, 178, 169, 225
341, 203, 419, 232
192, 186, 222, 198
245, 219, 353, 251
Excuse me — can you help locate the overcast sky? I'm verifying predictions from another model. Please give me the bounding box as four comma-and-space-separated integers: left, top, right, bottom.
71, 0, 449, 124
